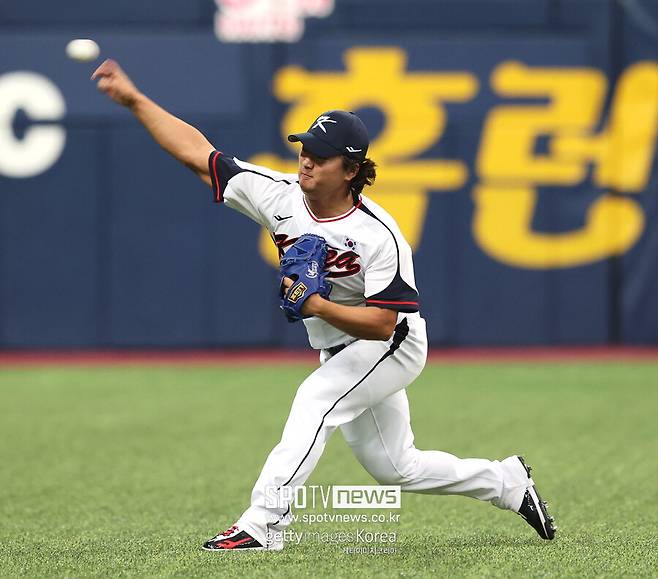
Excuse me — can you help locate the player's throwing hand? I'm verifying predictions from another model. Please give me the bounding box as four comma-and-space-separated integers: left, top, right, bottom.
91, 59, 141, 108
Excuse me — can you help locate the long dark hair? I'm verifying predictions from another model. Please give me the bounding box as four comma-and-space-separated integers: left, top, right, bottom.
342, 156, 377, 204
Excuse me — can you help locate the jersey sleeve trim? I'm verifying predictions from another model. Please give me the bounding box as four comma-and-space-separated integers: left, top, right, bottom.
367, 299, 419, 306
366, 302, 419, 313
359, 203, 421, 313
208, 150, 224, 202
208, 150, 252, 203
365, 269, 420, 313
209, 151, 300, 206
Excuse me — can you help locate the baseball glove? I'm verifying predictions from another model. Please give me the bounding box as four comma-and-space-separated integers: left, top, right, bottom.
279, 234, 332, 323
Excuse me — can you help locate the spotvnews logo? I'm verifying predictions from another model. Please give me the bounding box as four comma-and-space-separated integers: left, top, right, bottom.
265, 485, 401, 510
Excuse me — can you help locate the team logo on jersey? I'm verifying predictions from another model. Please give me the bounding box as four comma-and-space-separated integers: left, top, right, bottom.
288, 282, 308, 303
311, 115, 337, 133
307, 261, 319, 278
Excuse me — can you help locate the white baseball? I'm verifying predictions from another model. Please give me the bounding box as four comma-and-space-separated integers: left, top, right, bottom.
65, 39, 100, 63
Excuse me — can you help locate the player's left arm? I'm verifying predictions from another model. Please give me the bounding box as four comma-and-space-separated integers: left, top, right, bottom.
304, 297, 398, 341
280, 277, 397, 340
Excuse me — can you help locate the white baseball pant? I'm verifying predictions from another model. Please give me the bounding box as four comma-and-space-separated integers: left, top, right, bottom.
238, 313, 529, 545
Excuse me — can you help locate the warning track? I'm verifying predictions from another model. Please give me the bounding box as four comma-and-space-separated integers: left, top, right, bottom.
0, 347, 656, 368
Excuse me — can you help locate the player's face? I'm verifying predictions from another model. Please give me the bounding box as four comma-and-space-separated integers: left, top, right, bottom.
298, 148, 353, 196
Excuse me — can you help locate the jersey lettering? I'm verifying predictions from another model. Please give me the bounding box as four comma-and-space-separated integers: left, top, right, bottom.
325, 248, 361, 278
274, 234, 361, 278
274, 233, 298, 257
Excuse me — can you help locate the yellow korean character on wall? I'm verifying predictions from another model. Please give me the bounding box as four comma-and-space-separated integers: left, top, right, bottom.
253, 47, 478, 267
474, 61, 658, 268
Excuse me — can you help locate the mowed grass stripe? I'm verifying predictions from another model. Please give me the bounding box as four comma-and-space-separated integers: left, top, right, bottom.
1, 364, 657, 577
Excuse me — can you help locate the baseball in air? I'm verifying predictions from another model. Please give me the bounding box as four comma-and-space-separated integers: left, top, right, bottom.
65, 39, 100, 62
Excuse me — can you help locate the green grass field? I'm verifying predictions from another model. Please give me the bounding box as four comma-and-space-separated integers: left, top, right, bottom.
1, 361, 657, 577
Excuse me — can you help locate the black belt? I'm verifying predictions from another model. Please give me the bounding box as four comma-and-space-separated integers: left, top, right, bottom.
324, 342, 353, 357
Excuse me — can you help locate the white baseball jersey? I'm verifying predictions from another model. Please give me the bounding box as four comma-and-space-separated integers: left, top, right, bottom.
208, 151, 420, 349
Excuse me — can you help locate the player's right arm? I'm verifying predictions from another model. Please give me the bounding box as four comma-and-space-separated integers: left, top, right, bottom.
91, 59, 214, 186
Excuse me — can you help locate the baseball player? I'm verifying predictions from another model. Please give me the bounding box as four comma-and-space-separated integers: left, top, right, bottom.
92, 59, 557, 551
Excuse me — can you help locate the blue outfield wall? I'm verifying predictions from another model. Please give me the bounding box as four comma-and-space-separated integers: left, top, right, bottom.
0, 0, 657, 348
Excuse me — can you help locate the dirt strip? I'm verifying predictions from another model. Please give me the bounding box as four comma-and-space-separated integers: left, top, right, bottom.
0, 347, 657, 368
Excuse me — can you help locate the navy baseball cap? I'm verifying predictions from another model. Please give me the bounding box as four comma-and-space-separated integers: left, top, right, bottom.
288, 110, 369, 161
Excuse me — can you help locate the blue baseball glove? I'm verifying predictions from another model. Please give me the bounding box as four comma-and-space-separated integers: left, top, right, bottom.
280, 234, 332, 323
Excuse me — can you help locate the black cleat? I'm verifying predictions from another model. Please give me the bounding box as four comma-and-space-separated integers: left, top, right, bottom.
202, 525, 266, 551
516, 456, 557, 540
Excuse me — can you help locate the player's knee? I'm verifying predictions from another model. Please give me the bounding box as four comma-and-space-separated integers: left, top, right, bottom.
362, 453, 420, 486
369, 466, 404, 486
